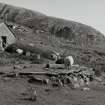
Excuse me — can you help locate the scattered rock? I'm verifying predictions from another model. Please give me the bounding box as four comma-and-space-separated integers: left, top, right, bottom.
94, 77, 102, 82
45, 88, 51, 92
16, 49, 23, 55
30, 90, 37, 101
82, 87, 90, 91
79, 78, 85, 87
29, 43, 34, 47
26, 51, 31, 57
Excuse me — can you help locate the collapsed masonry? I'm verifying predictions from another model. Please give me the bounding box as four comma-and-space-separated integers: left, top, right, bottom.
47, 66, 95, 89
27, 65, 95, 89
3, 64, 96, 89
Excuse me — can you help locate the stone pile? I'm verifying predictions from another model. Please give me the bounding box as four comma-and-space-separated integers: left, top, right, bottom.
49, 67, 95, 89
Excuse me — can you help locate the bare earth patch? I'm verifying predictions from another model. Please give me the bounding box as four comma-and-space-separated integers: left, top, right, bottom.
0, 64, 104, 105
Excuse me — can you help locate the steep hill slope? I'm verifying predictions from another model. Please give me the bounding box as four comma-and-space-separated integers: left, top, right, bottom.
0, 3, 104, 48
0, 2, 105, 73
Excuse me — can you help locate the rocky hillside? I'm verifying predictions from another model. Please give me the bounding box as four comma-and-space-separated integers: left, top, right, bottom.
0, 2, 105, 73
0, 2, 105, 48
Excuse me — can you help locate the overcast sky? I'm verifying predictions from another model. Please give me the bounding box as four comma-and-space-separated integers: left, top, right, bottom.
0, 0, 105, 34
